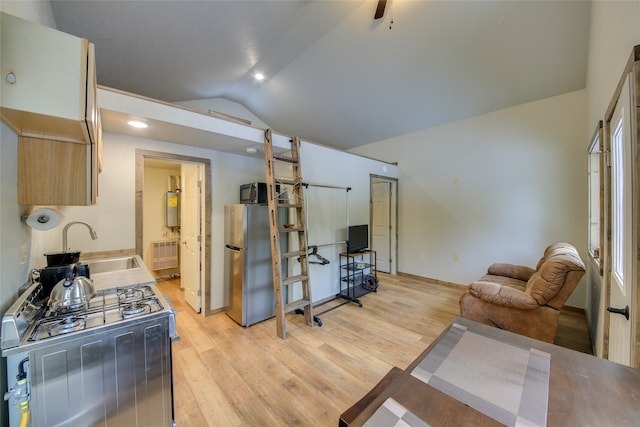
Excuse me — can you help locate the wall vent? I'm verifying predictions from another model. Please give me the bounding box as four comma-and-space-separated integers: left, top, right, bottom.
151, 240, 179, 270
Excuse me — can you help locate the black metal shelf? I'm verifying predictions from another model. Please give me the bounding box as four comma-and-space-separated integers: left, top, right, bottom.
338, 250, 377, 307
341, 262, 374, 271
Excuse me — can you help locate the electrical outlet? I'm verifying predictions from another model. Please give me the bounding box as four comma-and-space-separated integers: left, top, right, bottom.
453, 253, 460, 262
20, 244, 27, 264
453, 176, 460, 185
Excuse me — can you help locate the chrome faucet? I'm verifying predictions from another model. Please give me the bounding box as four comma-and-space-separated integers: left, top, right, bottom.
62, 221, 98, 252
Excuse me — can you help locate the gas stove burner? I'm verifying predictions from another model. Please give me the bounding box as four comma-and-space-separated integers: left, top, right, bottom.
48, 316, 86, 337
119, 288, 143, 302
121, 302, 151, 319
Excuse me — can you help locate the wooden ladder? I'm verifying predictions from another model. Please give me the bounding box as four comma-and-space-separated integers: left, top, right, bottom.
263, 129, 314, 339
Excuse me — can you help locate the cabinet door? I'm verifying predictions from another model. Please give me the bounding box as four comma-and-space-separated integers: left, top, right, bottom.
0, 12, 90, 143
92, 112, 102, 203
86, 43, 99, 145
87, 43, 100, 203
18, 137, 92, 205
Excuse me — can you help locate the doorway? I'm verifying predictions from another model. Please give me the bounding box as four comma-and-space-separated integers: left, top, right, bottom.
135, 149, 212, 315
370, 174, 398, 274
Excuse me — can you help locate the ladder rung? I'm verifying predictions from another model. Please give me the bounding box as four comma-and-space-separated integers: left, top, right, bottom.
284, 299, 311, 313
283, 274, 308, 286
279, 227, 305, 233
273, 154, 299, 164
277, 178, 302, 186
277, 203, 303, 209
282, 250, 306, 259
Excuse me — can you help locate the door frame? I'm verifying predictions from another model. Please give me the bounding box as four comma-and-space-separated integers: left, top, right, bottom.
135, 149, 212, 316
369, 174, 398, 275
602, 46, 640, 366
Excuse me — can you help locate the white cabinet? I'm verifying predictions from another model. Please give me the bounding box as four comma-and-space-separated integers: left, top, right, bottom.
0, 12, 100, 205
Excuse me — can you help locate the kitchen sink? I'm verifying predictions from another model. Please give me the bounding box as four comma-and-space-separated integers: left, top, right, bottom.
86, 256, 140, 274
81, 255, 154, 291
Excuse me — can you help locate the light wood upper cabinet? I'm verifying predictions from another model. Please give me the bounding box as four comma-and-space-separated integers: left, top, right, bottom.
1, 12, 100, 205
18, 136, 94, 206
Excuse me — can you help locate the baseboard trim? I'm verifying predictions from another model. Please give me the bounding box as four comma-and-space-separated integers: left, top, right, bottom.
562, 305, 585, 314
396, 271, 466, 290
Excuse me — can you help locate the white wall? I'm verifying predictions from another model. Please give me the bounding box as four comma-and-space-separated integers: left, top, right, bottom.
0, 123, 29, 313
584, 0, 640, 357
352, 90, 588, 308
0, 0, 56, 28
301, 142, 398, 303
586, 1, 640, 129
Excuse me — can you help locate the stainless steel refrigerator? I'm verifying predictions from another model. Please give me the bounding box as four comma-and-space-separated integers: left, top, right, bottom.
224, 204, 286, 326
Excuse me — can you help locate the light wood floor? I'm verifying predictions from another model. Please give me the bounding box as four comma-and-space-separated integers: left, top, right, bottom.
157, 273, 591, 427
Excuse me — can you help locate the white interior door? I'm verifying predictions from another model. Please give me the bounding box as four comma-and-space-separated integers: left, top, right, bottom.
608, 74, 633, 365
371, 180, 391, 273
181, 163, 201, 312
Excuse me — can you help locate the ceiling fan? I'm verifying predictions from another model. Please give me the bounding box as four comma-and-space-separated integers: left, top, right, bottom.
374, 0, 387, 19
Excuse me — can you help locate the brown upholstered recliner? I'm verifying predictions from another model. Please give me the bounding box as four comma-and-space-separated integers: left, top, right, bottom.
459, 242, 585, 343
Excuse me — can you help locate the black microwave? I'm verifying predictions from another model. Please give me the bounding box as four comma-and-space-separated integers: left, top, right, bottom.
240, 182, 273, 204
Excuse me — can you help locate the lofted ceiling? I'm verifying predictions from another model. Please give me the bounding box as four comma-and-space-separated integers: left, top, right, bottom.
49, 0, 591, 151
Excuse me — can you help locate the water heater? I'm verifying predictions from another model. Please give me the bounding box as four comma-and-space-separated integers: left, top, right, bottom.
165, 191, 180, 227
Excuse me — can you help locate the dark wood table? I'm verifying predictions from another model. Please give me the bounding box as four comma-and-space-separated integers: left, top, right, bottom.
340, 317, 640, 426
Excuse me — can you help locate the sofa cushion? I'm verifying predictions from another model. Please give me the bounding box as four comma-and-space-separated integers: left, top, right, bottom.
487, 263, 536, 282
469, 281, 539, 309
526, 245, 586, 305
478, 274, 526, 291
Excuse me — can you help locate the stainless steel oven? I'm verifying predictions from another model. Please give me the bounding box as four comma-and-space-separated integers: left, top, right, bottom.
2, 282, 178, 427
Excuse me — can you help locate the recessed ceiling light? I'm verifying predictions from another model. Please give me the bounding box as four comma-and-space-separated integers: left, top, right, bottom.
127, 119, 149, 129
245, 147, 258, 154
254, 72, 265, 81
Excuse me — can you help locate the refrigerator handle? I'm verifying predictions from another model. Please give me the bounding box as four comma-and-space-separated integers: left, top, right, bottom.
225, 244, 242, 251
